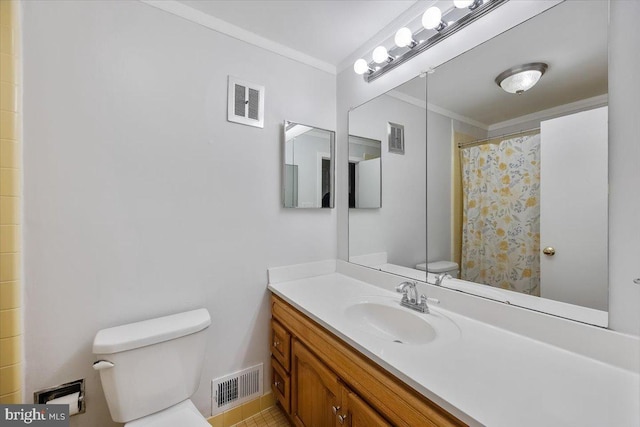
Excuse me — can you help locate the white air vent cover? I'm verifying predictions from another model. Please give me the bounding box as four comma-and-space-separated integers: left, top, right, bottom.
211, 363, 263, 415
227, 76, 265, 128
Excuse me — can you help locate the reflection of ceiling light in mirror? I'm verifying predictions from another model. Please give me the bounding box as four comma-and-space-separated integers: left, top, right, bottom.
394, 27, 416, 48
495, 62, 548, 94
372, 46, 391, 64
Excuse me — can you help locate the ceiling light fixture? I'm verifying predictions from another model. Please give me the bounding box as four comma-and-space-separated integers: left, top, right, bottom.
495, 62, 548, 94
353, 0, 508, 82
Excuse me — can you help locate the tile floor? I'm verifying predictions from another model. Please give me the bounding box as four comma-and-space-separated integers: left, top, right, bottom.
231, 405, 291, 427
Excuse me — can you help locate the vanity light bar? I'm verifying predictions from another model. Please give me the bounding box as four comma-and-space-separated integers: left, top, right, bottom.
357, 0, 509, 83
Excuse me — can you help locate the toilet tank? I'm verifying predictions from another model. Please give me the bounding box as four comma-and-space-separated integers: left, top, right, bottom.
93, 309, 211, 423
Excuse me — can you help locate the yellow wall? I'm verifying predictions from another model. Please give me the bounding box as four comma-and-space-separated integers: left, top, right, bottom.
0, 0, 22, 404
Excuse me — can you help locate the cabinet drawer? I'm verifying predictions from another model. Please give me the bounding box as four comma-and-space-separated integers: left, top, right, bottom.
271, 357, 290, 414
271, 319, 291, 371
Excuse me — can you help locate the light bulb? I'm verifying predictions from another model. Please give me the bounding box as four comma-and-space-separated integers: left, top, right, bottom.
422, 7, 442, 30
394, 27, 415, 48
372, 46, 389, 64
353, 59, 370, 75
453, 0, 474, 8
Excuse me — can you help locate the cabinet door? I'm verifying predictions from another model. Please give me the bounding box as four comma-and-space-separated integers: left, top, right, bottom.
340, 385, 391, 427
291, 339, 341, 427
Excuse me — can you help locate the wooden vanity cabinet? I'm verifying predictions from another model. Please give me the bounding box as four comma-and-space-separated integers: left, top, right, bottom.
270, 294, 466, 427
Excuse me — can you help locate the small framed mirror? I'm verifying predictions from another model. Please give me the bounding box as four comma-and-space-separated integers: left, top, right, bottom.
283, 121, 335, 208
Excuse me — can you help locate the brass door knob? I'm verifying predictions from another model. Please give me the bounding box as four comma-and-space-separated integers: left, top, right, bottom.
543, 247, 556, 256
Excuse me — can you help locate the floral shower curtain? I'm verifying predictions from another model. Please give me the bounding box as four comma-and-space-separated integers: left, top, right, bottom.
460, 134, 541, 295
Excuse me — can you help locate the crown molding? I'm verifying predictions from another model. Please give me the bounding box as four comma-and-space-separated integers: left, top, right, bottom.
488, 94, 608, 132
139, 0, 336, 75
386, 90, 490, 130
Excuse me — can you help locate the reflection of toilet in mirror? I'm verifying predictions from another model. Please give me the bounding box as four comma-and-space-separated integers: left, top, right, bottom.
416, 261, 459, 279
92, 309, 211, 426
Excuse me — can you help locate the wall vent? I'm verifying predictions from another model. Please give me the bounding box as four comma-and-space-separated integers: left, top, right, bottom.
227, 76, 265, 128
211, 363, 263, 415
388, 122, 405, 154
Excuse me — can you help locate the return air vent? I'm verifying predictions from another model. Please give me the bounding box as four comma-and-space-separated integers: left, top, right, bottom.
388, 121, 405, 154
211, 363, 263, 415
227, 76, 265, 128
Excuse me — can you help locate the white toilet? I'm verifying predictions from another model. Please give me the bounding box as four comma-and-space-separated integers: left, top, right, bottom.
92, 309, 211, 427
415, 260, 459, 278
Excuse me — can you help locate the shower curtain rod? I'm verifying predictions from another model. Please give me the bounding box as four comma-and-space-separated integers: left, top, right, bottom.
457, 127, 540, 149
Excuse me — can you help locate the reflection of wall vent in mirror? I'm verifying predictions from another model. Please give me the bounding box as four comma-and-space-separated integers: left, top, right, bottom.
388, 122, 405, 154
227, 76, 265, 128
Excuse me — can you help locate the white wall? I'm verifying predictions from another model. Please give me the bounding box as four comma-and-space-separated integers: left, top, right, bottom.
337, 0, 640, 336
348, 94, 426, 268
21, 1, 336, 426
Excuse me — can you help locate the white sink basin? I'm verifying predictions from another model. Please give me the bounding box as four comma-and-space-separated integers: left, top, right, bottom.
344, 297, 460, 346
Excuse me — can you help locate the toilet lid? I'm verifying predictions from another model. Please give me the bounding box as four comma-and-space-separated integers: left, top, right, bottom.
426, 261, 459, 273
125, 400, 210, 427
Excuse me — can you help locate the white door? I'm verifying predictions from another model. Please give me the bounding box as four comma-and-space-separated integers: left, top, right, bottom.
539, 106, 608, 310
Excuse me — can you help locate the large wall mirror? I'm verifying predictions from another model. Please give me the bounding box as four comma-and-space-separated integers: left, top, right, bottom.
283, 121, 335, 208
349, 0, 609, 326
348, 76, 427, 281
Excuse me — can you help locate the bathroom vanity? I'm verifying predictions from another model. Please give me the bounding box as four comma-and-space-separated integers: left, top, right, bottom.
270, 294, 463, 427
267, 261, 640, 427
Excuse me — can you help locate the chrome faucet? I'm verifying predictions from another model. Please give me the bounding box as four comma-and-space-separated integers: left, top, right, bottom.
434, 273, 452, 287
395, 281, 429, 313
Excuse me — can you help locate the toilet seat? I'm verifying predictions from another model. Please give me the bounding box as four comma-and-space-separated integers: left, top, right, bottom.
125, 400, 209, 427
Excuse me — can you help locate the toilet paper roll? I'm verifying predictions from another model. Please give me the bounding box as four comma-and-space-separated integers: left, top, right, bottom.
47, 391, 80, 416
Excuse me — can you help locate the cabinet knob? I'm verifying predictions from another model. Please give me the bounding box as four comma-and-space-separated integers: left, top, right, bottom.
273, 340, 280, 347
543, 246, 556, 256
332, 405, 341, 415
274, 381, 280, 388
338, 414, 348, 424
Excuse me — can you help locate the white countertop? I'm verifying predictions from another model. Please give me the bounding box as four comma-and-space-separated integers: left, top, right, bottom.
268, 272, 640, 427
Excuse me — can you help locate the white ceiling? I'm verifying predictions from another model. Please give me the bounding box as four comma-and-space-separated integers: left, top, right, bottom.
177, 0, 418, 67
